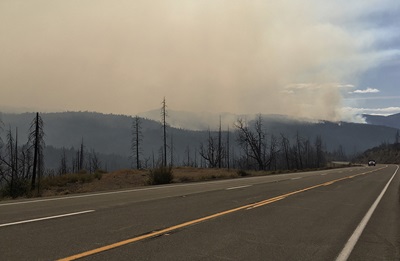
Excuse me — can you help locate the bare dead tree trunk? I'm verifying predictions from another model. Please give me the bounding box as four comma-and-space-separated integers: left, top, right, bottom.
131, 116, 143, 169
170, 134, 174, 167
91, 149, 101, 172
161, 98, 168, 167
315, 135, 324, 168
235, 116, 267, 170
269, 134, 278, 171
79, 138, 84, 171
30, 113, 40, 190
199, 130, 218, 168
295, 131, 303, 170
226, 126, 230, 170
185, 145, 190, 166
280, 133, 290, 170
59, 147, 68, 175
6, 128, 15, 196
218, 116, 222, 168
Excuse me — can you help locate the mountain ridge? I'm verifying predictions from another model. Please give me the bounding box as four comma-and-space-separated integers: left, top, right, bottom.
1, 110, 398, 171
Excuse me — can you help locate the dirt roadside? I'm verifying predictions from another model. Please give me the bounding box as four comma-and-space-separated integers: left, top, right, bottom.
40, 167, 246, 197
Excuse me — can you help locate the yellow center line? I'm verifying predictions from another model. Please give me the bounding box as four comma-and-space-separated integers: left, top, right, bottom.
246, 195, 287, 210
58, 166, 387, 261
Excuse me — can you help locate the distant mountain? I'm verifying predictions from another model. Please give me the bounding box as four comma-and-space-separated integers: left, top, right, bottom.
138, 109, 319, 131
138, 109, 247, 130
1, 111, 398, 171
354, 143, 400, 164
363, 113, 400, 130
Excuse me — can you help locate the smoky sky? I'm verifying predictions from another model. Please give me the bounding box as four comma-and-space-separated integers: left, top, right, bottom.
1, 0, 398, 120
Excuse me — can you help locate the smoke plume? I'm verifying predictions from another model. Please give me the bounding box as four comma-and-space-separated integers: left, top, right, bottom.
0, 0, 393, 120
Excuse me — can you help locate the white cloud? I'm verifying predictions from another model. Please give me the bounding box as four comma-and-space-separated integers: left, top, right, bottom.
350, 88, 380, 94
337, 84, 355, 88
343, 106, 400, 116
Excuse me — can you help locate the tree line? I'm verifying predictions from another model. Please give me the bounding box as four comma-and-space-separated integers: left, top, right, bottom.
0, 113, 44, 198
0, 112, 105, 198
4, 99, 370, 197
130, 101, 329, 172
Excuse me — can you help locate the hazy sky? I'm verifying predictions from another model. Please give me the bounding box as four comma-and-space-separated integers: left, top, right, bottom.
1, 0, 399, 121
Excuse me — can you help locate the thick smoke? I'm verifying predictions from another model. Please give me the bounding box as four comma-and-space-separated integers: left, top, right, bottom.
0, 0, 392, 120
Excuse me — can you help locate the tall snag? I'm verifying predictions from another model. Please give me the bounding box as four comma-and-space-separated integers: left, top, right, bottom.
29, 112, 44, 191
161, 97, 168, 167
131, 116, 143, 169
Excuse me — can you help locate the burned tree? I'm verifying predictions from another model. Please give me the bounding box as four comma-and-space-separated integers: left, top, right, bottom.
218, 117, 223, 168
235, 115, 268, 170
89, 149, 101, 173
269, 134, 279, 171
58, 147, 68, 175
79, 138, 85, 171
161, 97, 168, 167
280, 133, 291, 170
28, 112, 45, 191
0, 118, 4, 187
199, 129, 224, 168
315, 135, 325, 168
131, 116, 143, 169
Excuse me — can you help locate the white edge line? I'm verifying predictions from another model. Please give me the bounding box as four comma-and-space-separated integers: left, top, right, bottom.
0, 166, 365, 207
226, 185, 252, 190
0, 210, 95, 228
0, 179, 260, 206
291, 177, 302, 180
335, 165, 399, 261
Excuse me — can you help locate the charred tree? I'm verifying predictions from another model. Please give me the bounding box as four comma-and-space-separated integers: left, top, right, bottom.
79, 138, 84, 171
315, 135, 324, 168
90, 149, 101, 172
280, 133, 291, 170
199, 130, 219, 168
131, 116, 143, 169
59, 148, 68, 175
226, 126, 230, 170
29, 112, 45, 191
170, 135, 174, 167
161, 97, 168, 167
218, 117, 222, 168
235, 115, 268, 170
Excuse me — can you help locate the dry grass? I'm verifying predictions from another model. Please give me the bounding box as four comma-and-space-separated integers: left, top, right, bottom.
173, 167, 237, 182
41, 169, 148, 196
39, 167, 298, 197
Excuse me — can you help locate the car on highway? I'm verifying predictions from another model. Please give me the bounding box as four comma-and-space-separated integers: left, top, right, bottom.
368, 160, 376, 166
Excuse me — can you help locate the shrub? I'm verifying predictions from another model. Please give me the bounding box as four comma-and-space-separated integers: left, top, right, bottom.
94, 170, 104, 180
147, 167, 174, 185
41, 172, 101, 189
1, 179, 30, 198
178, 176, 193, 182
237, 170, 250, 177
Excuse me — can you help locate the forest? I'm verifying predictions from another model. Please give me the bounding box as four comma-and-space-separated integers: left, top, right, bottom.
1, 108, 399, 198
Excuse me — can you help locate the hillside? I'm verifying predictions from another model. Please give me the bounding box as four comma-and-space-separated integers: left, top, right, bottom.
354, 143, 400, 164
1, 111, 399, 171
363, 113, 400, 129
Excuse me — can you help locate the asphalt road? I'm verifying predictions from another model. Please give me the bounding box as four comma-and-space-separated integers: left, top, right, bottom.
0, 165, 399, 261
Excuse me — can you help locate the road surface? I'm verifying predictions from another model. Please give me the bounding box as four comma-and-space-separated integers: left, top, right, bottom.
0, 165, 399, 260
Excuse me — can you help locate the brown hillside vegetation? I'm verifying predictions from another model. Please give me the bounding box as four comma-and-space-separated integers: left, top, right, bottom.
39, 167, 284, 197
355, 143, 400, 164
4, 165, 349, 199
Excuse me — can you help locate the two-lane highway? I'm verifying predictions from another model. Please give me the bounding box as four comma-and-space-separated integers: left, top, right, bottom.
0, 165, 399, 260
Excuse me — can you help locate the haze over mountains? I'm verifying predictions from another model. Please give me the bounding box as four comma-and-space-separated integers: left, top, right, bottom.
363, 113, 400, 130
0, 110, 398, 171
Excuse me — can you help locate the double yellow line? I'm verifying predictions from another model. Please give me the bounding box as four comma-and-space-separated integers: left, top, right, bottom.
58, 166, 386, 261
